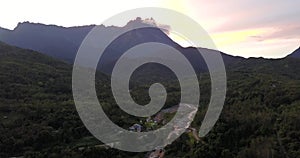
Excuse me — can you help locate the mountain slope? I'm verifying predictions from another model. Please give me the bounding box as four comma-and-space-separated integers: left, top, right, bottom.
0, 22, 95, 62
0, 42, 300, 158
0, 41, 74, 156
288, 47, 300, 59
0, 19, 243, 74
0, 41, 73, 99
0, 20, 178, 64
229, 57, 300, 79
0, 42, 121, 157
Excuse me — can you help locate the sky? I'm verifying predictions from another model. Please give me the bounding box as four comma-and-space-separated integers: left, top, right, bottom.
0, 0, 299, 58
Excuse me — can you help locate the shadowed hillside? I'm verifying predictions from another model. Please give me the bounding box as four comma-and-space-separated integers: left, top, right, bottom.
0, 42, 300, 157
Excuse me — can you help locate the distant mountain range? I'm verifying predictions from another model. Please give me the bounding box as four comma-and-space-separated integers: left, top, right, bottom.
0, 18, 299, 75
0, 18, 243, 74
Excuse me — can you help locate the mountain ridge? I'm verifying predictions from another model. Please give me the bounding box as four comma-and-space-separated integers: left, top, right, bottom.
0, 19, 299, 76
0, 19, 241, 62
1, 20, 298, 60
289, 47, 300, 58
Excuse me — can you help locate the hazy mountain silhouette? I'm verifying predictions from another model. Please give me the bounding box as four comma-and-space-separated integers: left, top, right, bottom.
0, 18, 243, 74
0, 22, 94, 62
289, 47, 300, 59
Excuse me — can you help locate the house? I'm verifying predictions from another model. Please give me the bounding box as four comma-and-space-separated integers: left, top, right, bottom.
129, 124, 143, 132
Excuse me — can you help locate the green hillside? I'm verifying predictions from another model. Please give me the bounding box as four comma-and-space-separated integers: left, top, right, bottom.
229, 57, 300, 79
0, 42, 300, 158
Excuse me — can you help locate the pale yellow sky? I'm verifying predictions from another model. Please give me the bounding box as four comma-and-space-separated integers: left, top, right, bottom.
0, 0, 299, 58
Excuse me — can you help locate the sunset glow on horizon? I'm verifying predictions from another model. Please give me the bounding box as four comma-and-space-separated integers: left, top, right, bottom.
0, 0, 299, 58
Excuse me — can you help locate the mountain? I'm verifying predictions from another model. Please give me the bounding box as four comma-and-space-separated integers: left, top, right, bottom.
0, 22, 94, 62
288, 47, 300, 58
0, 19, 242, 74
0, 19, 178, 63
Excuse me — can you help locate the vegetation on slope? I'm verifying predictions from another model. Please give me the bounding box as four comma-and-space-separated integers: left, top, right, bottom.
0, 42, 299, 158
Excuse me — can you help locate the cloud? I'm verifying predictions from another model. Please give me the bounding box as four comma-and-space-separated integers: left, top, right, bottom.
142, 18, 171, 34
191, 0, 300, 36
262, 24, 300, 40
188, 0, 300, 58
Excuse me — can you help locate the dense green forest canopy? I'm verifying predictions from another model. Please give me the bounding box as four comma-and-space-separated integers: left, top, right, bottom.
0, 42, 299, 158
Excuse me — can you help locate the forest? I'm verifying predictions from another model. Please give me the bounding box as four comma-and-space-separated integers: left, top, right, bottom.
0, 42, 300, 158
